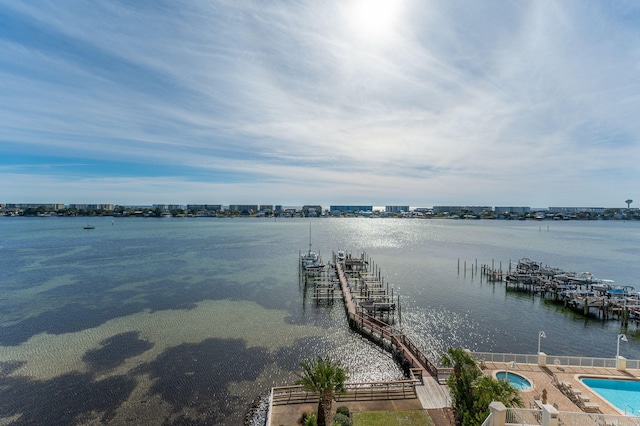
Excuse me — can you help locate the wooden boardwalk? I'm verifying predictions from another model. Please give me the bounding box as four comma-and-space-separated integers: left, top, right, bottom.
267, 253, 452, 426
335, 261, 450, 408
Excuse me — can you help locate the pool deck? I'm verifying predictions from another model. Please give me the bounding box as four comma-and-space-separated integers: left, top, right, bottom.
482, 361, 640, 415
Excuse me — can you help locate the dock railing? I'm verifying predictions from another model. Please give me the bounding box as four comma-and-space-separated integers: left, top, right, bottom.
337, 261, 450, 380
349, 308, 453, 381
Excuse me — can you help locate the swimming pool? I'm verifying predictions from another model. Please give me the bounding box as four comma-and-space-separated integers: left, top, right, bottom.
496, 371, 532, 390
581, 377, 640, 415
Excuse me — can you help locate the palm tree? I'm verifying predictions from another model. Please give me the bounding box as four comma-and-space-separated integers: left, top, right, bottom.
440, 347, 480, 380
441, 348, 481, 425
469, 375, 523, 424
294, 356, 347, 426
441, 347, 524, 426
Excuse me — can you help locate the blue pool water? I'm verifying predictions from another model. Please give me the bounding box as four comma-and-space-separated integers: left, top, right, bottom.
496, 371, 532, 390
581, 378, 640, 415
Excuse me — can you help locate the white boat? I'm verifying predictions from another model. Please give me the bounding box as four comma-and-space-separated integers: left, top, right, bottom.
301, 252, 325, 271
590, 279, 615, 292
337, 250, 346, 262
300, 224, 325, 271
567, 272, 594, 284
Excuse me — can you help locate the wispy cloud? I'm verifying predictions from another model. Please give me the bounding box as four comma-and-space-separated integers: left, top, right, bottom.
1, 0, 639, 206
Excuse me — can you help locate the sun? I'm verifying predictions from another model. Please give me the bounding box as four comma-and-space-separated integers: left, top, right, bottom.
346, 0, 402, 41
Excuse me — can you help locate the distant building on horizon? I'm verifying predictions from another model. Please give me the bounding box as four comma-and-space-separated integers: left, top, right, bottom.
329, 205, 373, 213
302, 205, 323, 216
187, 204, 222, 211
494, 207, 531, 214
385, 206, 409, 213
228, 204, 258, 214
5, 203, 66, 210
152, 204, 185, 211
433, 206, 492, 214
548, 207, 606, 214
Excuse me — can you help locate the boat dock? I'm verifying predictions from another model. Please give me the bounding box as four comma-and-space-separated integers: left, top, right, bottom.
478, 258, 640, 325
272, 251, 452, 425
335, 254, 451, 405
300, 251, 452, 388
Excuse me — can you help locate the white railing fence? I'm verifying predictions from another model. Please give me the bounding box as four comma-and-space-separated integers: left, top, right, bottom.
556, 411, 640, 426
470, 351, 640, 370
484, 408, 640, 426
506, 408, 541, 424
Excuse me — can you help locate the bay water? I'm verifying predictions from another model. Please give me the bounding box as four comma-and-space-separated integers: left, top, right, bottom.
1, 217, 639, 424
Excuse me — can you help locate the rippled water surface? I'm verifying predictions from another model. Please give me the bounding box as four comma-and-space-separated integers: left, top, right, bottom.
1, 217, 640, 424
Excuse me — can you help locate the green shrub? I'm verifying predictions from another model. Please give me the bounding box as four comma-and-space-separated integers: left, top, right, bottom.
336, 406, 350, 417
332, 412, 351, 426
301, 412, 316, 426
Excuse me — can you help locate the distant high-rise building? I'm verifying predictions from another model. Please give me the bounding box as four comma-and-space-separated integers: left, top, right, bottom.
187, 204, 222, 211
385, 206, 409, 213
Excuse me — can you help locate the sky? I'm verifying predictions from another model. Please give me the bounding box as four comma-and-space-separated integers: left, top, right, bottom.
1, 0, 640, 208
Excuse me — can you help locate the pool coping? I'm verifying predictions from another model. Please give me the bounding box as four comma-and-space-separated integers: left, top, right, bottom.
493, 370, 534, 392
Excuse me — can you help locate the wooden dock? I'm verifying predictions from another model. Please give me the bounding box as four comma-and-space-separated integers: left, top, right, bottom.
335, 259, 451, 408
335, 262, 449, 382
295, 251, 451, 410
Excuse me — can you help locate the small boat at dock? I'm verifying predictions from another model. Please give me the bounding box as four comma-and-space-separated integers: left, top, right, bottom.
300, 224, 325, 271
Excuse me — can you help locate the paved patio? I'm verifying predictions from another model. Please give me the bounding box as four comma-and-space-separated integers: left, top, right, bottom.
481, 361, 640, 416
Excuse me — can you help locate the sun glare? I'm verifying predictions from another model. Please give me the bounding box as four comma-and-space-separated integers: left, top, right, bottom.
347, 0, 402, 41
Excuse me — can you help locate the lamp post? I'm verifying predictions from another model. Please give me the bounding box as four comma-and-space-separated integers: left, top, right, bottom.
617, 334, 628, 361
538, 331, 546, 354
505, 361, 515, 383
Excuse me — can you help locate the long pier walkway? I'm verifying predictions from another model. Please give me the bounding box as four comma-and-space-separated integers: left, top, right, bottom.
335, 261, 450, 409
